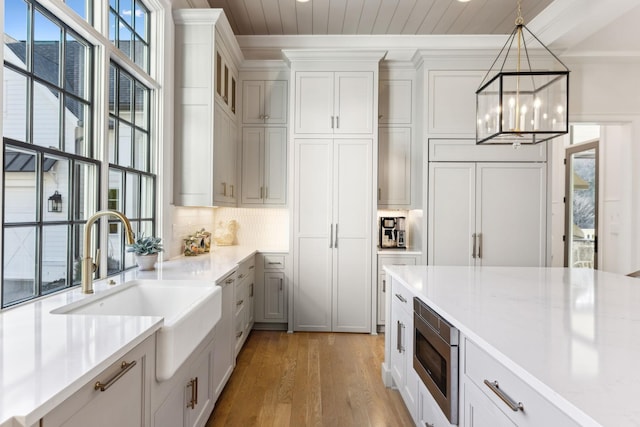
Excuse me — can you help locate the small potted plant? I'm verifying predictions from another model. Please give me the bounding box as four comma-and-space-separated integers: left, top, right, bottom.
127, 234, 163, 271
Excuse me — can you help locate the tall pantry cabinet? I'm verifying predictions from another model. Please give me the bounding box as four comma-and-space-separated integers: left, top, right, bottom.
285, 51, 385, 333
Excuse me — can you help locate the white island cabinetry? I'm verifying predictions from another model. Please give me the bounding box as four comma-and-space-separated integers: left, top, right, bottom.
42, 335, 155, 427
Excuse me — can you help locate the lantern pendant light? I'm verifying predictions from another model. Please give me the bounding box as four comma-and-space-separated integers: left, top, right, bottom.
476, 0, 569, 146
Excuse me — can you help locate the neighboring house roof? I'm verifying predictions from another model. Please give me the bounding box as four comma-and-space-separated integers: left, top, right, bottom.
4, 152, 56, 172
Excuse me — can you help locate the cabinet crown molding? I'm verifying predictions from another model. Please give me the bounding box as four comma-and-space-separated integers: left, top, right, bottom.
282, 49, 387, 65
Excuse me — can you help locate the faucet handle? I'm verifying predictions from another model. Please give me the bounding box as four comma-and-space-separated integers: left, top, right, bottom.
93, 248, 100, 272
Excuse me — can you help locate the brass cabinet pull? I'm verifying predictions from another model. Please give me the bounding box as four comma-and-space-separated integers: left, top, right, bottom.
484, 380, 524, 412
472, 233, 477, 259
94, 360, 136, 392
187, 377, 198, 409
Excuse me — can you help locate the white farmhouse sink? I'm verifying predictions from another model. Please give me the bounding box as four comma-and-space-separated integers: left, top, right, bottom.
52, 279, 222, 381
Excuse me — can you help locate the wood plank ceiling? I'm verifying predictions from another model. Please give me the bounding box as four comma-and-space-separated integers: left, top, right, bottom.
206, 0, 555, 36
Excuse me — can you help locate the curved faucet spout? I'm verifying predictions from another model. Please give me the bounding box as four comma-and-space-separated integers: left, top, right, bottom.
82, 210, 135, 294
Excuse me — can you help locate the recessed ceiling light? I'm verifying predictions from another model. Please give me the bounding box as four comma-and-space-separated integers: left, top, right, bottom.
297, 0, 310, 3
458, 0, 471, 2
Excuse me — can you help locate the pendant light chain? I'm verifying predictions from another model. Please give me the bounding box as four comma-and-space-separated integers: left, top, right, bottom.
515, 0, 524, 25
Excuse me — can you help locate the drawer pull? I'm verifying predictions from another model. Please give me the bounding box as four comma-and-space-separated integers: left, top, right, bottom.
395, 293, 407, 303
249, 265, 255, 269
484, 380, 524, 412
95, 360, 136, 392
236, 299, 244, 306
238, 273, 245, 279
236, 331, 243, 339
225, 278, 235, 284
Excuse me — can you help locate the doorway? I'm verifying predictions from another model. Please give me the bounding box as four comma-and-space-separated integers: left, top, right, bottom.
564, 140, 598, 268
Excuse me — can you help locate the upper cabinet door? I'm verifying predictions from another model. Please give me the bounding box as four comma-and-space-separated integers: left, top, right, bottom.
378, 127, 411, 207
264, 80, 287, 124
242, 80, 287, 125
379, 80, 412, 124
428, 70, 484, 136
334, 71, 374, 134
295, 72, 334, 134
242, 81, 265, 124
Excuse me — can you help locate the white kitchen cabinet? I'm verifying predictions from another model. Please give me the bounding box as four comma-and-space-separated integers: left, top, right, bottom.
418, 380, 456, 427
379, 79, 412, 124
211, 271, 236, 400
42, 335, 154, 427
152, 331, 215, 427
242, 80, 287, 124
378, 127, 411, 207
377, 253, 420, 326
213, 105, 237, 206
234, 256, 255, 356
294, 71, 374, 135
254, 254, 288, 325
388, 276, 417, 422
241, 127, 287, 205
428, 70, 485, 136
428, 162, 547, 267
462, 337, 580, 427
173, 10, 240, 207
293, 138, 372, 332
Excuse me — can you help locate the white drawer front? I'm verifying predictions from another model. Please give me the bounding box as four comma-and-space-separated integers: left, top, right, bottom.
390, 278, 413, 315
263, 255, 285, 270
464, 338, 579, 427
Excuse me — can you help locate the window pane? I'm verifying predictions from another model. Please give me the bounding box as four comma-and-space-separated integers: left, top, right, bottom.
42, 154, 69, 222
108, 168, 123, 211
134, 81, 148, 129
108, 118, 116, 163
42, 225, 68, 293
4, 0, 28, 70
4, 147, 37, 222
33, 10, 61, 86
2, 67, 28, 142
119, 0, 133, 25
141, 175, 153, 218
133, 36, 147, 71
124, 221, 139, 269
118, 24, 132, 59
125, 172, 139, 218
134, 1, 148, 41
73, 161, 97, 221
109, 11, 117, 45
110, 0, 117, 10
64, 33, 88, 99
71, 223, 84, 285
33, 81, 61, 148
3, 226, 37, 305
140, 220, 153, 237
107, 222, 123, 275
109, 65, 116, 114
134, 129, 148, 171
118, 122, 132, 167
118, 71, 132, 118
64, 97, 89, 156
64, 0, 90, 22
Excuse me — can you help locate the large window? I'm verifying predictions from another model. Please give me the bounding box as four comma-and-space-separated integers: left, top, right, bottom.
2, 0, 158, 308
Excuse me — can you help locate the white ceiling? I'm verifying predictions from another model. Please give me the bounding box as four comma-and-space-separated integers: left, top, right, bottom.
205, 0, 555, 36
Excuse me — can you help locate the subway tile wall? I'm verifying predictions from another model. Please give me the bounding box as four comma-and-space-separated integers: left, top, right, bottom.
213, 208, 289, 251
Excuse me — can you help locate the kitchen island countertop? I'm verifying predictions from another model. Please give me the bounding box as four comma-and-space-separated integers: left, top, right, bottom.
384, 265, 640, 427
0, 245, 257, 427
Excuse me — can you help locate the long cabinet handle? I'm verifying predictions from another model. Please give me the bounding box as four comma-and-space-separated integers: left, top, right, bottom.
472, 233, 477, 259
395, 293, 407, 303
483, 380, 524, 412
334, 224, 338, 248
382, 279, 386, 293
331, 116, 334, 129
260, 186, 264, 199
95, 360, 137, 392
336, 116, 339, 129
222, 182, 227, 196
329, 224, 333, 248
478, 233, 482, 259
279, 278, 283, 291
396, 320, 402, 353
399, 322, 405, 352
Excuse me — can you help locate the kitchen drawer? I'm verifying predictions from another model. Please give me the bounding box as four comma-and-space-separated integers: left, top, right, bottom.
237, 256, 255, 280
464, 338, 579, 427
263, 254, 285, 270
378, 254, 419, 274
390, 277, 412, 315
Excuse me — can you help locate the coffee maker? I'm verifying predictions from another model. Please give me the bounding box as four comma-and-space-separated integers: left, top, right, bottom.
379, 217, 407, 249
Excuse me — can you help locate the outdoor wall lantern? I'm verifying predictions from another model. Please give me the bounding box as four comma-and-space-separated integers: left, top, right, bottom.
48, 191, 63, 212
476, 0, 569, 146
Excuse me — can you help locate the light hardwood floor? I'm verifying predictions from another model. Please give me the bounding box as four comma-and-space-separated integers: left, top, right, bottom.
206, 331, 415, 427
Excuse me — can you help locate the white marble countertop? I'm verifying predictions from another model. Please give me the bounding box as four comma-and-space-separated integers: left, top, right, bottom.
0, 245, 257, 427
384, 265, 640, 427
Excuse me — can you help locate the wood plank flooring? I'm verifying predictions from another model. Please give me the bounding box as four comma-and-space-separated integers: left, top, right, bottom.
206, 331, 414, 427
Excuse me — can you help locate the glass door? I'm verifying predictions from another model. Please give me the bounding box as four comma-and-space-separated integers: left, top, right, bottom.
564, 141, 598, 268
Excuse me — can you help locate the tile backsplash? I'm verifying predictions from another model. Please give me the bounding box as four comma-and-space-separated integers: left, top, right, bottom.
169, 206, 290, 258
213, 207, 289, 250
